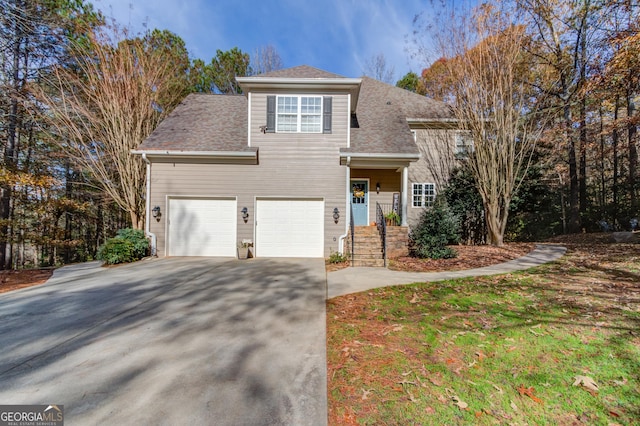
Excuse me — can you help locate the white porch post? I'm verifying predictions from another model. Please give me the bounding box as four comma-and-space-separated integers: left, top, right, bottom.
401, 166, 408, 226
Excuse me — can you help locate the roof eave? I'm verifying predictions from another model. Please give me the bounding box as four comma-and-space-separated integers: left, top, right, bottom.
132, 149, 258, 164
406, 117, 459, 128
236, 77, 362, 111
339, 152, 420, 169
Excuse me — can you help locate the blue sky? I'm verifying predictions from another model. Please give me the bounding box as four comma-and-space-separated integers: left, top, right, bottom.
93, 0, 449, 81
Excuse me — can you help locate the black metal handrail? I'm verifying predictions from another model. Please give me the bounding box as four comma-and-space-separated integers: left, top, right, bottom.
376, 202, 387, 267
349, 203, 354, 265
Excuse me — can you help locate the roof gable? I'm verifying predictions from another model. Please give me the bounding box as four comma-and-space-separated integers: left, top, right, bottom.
257, 65, 345, 79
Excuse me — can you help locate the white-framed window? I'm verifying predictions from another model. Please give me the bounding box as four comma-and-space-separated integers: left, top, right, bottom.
412, 183, 436, 208
454, 131, 474, 157
276, 95, 322, 133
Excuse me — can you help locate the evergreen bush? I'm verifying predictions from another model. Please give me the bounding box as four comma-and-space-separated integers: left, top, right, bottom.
410, 196, 459, 259
97, 228, 149, 265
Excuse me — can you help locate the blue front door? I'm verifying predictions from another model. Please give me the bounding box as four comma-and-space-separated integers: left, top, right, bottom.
351, 180, 368, 225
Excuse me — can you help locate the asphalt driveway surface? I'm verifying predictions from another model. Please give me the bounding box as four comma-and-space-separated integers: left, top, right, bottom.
0, 257, 327, 425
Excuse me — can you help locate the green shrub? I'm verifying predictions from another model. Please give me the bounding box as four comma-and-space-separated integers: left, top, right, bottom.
410, 196, 459, 259
328, 251, 348, 264
115, 228, 149, 259
97, 228, 149, 265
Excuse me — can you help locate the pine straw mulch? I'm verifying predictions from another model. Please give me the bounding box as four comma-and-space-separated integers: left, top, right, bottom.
388, 242, 536, 272
0, 269, 54, 294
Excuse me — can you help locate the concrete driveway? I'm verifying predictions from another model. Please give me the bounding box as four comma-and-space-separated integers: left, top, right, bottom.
0, 257, 327, 425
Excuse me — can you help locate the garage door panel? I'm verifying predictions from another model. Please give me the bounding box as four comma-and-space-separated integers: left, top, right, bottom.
168, 198, 236, 257
256, 199, 324, 258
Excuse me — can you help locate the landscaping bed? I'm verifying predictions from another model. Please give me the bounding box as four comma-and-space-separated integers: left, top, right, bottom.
0, 269, 53, 294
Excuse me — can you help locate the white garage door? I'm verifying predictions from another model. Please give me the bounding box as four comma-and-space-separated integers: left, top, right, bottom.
168, 198, 237, 256
256, 199, 324, 258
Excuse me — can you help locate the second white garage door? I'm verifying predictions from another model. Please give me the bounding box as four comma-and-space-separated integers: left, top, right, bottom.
256, 199, 324, 258
168, 198, 237, 256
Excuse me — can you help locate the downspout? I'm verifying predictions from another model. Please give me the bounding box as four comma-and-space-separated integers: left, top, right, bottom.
338, 156, 351, 255
141, 153, 157, 256
338, 93, 353, 255
401, 166, 409, 227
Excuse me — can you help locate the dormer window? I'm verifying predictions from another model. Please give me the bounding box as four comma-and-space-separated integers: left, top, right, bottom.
277, 96, 322, 132
266, 95, 332, 134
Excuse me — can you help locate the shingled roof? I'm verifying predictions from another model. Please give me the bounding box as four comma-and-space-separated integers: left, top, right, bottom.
137, 93, 250, 152
256, 65, 345, 79
346, 77, 453, 155
137, 66, 454, 156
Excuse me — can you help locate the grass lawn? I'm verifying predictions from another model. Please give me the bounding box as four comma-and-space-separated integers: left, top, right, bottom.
327, 239, 640, 425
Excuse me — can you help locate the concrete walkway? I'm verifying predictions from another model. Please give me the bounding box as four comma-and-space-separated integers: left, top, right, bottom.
327, 244, 567, 298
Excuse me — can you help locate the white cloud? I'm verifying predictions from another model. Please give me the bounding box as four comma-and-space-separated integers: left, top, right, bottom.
93, 0, 433, 78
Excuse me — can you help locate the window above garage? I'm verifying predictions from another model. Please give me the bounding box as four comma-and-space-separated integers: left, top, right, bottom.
266, 95, 332, 134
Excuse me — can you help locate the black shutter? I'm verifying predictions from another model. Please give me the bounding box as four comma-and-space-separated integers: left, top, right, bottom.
323, 96, 332, 134
266, 95, 276, 133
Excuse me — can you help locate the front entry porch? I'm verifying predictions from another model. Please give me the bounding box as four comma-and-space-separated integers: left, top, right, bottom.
347, 168, 410, 267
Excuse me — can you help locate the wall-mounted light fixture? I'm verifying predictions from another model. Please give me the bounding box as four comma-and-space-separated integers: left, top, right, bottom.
151, 205, 161, 221
376, 182, 381, 194
241, 207, 249, 223
333, 207, 340, 224
259, 125, 267, 134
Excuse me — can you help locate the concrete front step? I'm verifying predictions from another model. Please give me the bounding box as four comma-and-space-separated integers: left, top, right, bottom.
351, 258, 385, 267
352, 249, 383, 256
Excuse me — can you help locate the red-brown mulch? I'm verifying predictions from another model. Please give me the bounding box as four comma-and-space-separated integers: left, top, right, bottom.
0, 269, 53, 294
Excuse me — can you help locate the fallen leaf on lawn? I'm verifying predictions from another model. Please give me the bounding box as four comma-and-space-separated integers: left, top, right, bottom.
609, 410, 620, 418
407, 390, 418, 403
531, 323, 543, 329
517, 385, 544, 404
476, 351, 486, 361
383, 324, 404, 335
613, 378, 627, 386
468, 360, 477, 368
529, 329, 544, 336
425, 406, 435, 414
402, 371, 413, 376
452, 395, 468, 410
573, 375, 599, 393
428, 375, 443, 386
437, 394, 448, 404
410, 292, 419, 303
510, 400, 518, 411
361, 388, 374, 400
488, 382, 504, 394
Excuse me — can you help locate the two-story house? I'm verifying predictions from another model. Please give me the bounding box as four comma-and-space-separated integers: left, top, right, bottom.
134, 65, 459, 261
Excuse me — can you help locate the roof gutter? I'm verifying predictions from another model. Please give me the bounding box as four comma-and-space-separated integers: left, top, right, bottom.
132, 149, 257, 159
339, 152, 420, 160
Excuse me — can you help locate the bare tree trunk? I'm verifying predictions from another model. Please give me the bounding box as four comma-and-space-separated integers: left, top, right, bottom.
628, 92, 638, 214
0, 1, 23, 269
567, 105, 581, 233
613, 98, 620, 223
599, 106, 606, 218
579, 97, 587, 221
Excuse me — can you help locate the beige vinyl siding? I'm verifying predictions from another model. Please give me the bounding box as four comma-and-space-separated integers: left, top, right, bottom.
148, 90, 351, 257
249, 91, 349, 148
149, 161, 347, 257
406, 128, 459, 228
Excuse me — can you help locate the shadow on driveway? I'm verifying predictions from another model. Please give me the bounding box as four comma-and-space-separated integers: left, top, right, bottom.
0, 257, 327, 426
